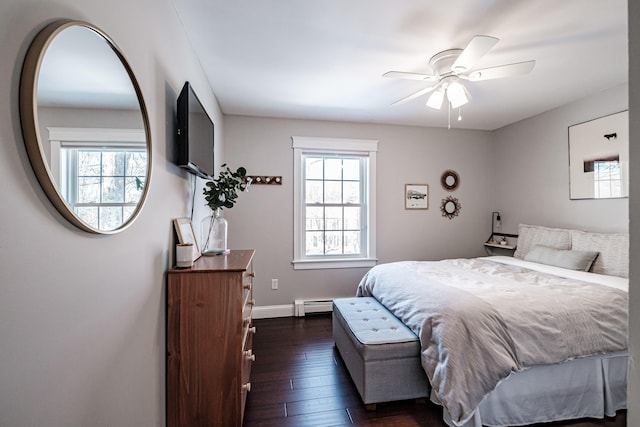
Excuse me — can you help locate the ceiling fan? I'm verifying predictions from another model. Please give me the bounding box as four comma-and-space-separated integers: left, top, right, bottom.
383, 35, 535, 111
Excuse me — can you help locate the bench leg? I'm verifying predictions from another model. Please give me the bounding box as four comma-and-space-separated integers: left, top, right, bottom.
364, 403, 377, 411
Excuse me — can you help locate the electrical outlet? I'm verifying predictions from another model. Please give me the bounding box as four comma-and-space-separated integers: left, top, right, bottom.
271, 279, 278, 290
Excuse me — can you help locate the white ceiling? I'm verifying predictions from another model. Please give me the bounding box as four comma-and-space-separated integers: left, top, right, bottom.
171, 0, 628, 131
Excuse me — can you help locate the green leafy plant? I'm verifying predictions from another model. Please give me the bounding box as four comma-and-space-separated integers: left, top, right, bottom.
203, 164, 249, 211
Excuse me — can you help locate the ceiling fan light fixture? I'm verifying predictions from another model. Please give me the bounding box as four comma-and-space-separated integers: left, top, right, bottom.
447, 81, 470, 109
384, 34, 535, 122
426, 87, 445, 109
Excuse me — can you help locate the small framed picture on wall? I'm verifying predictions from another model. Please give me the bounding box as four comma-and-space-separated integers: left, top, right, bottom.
405, 184, 429, 209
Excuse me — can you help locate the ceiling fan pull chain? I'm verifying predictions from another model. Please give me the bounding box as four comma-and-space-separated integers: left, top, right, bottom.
448, 102, 451, 130
458, 107, 462, 122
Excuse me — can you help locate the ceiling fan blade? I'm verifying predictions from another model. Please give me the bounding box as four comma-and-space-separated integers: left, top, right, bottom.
383, 71, 437, 81
451, 35, 499, 72
391, 85, 438, 106
464, 60, 536, 81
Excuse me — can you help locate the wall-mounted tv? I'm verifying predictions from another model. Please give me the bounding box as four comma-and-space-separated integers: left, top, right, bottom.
176, 81, 215, 179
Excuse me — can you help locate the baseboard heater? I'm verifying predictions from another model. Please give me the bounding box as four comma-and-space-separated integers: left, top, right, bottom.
294, 299, 334, 317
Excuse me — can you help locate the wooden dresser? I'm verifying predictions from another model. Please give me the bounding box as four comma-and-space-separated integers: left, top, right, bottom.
167, 249, 255, 427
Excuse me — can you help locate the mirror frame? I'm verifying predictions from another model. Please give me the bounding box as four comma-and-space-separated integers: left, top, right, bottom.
19, 19, 152, 234
441, 170, 459, 191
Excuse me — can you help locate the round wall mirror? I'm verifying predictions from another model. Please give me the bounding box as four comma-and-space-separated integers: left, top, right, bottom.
20, 20, 152, 234
441, 170, 459, 191
440, 196, 461, 219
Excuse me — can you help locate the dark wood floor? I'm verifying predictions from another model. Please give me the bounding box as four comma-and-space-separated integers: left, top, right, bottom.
244, 314, 626, 427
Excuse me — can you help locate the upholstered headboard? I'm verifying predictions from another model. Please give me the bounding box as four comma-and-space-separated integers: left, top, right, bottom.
513, 224, 629, 278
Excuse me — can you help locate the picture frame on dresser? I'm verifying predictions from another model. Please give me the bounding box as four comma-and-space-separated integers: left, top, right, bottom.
173, 217, 200, 261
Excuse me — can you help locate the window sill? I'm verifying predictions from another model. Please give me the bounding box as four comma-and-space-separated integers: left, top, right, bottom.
292, 258, 377, 270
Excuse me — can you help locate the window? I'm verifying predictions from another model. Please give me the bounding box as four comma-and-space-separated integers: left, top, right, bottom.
292, 137, 377, 269
61, 147, 147, 230
593, 160, 622, 198
49, 127, 147, 231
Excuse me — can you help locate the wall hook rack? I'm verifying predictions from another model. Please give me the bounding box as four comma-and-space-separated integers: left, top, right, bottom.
246, 175, 282, 185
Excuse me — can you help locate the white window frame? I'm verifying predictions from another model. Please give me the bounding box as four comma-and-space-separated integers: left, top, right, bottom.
48, 127, 147, 229
49, 127, 146, 182
593, 160, 623, 198
292, 136, 377, 270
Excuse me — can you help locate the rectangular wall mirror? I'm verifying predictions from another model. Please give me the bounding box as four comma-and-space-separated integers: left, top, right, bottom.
569, 110, 628, 200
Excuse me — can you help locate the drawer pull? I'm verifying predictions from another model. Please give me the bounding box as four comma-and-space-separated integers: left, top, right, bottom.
243, 317, 252, 326
244, 350, 256, 362
248, 299, 256, 306
248, 272, 255, 278
249, 326, 256, 334
243, 283, 252, 290
242, 383, 251, 392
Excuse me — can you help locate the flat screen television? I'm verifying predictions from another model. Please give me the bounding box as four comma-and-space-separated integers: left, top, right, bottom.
176, 82, 215, 179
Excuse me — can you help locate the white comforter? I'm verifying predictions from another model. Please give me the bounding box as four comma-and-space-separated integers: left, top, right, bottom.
356, 256, 628, 426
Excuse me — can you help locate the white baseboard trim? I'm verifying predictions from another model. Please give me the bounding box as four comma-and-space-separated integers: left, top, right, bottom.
252, 304, 295, 319
252, 303, 333, 319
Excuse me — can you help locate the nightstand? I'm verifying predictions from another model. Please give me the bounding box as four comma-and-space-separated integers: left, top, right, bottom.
484, 232, 518, 255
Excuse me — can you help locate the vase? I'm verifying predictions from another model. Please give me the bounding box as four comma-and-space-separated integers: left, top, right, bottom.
201, 209, 229, 255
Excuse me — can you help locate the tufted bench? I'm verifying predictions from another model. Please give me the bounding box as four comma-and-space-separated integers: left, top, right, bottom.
332, 297, 430, 408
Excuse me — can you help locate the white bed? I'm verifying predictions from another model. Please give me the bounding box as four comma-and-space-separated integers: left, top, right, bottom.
356, 224, 629, 427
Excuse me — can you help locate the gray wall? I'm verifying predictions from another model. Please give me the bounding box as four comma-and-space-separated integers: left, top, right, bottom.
223, 85, 630, 312
38, 106, 145, 166
222, 116, 494, 309
0, 0, 222, 425
492, 84, 629, 235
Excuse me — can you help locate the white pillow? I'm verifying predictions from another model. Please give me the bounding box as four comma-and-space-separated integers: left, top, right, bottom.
571, 230, 629, 278
524, 245, 599, 271
513, 224, 572, 260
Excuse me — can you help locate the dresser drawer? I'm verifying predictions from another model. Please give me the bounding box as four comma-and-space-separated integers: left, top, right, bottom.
242, 261, 254, 349
243, 292, 254, 323
241, 330, 254, 416
242, 332, 254, 384
242, 306, 254, 354
242, 267, 254, 299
